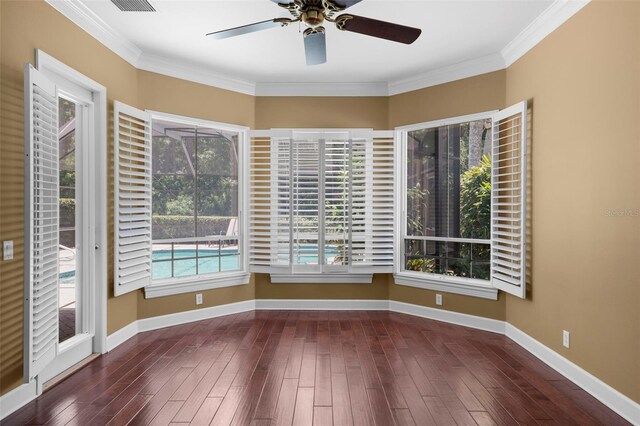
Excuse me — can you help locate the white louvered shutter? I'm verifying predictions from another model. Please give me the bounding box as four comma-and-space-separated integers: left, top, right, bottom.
249, 130, 292, 273
291, 133, 322, 273
114, 101, 152, 296
350, 131, 395, 272
248, 129, 396, 275
490, 101, 528, 298
24, 64, 59, 379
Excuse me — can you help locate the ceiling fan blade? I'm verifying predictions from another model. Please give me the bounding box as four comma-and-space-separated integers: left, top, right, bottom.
336, 14, 421, 44
330, 0, 364, 9
206, 19, 284, 40
304, 29, 327, 65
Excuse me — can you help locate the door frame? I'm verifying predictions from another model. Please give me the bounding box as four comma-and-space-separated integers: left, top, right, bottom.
34, 50, 107, 358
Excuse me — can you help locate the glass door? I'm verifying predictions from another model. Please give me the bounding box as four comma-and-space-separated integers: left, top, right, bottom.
57, 95, 90, 347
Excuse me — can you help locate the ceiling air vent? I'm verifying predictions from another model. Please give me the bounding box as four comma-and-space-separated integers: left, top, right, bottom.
111, 0, 156, 12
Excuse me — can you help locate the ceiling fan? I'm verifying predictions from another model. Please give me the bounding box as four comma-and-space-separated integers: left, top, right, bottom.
206, 0, 422, 66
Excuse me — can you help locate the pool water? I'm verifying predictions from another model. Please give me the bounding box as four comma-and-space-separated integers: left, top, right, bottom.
60, 246, 341, 282
152, 249, 240, 280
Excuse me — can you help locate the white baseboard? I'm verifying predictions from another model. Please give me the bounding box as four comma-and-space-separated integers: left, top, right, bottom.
388, 300, 506, 334
255, 299, 388, 311
137, 300, 256, 333
0, 380, 37, 420
505, 324, 640, 425
5, 299, 636, 424
106, 320, 139, 352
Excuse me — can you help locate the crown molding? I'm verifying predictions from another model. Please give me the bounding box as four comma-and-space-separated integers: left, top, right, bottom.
387, 53, 506, 96
45, 0, 142, 67
501, 0, 590, 67
45, 0, 590, 97
255, 81, 388, 97
137, 53, 256, 96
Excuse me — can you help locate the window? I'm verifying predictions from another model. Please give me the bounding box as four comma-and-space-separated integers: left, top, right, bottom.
249, 130, 395, 282
151, 117, 242, 281
113, 106, 249, 298
396, 112, 498, 298
396, 105, 528, 300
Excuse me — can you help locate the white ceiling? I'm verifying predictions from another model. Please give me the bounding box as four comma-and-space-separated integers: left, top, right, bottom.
51, 0, 588, 95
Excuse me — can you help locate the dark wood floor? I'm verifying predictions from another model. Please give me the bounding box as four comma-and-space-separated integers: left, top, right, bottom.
4, 310, 630, 426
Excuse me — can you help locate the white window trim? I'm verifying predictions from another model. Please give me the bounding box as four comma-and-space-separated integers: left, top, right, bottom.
35, 49, 108, 355
144, 110, 250, 298
270, 273, 373, 284
394, 110, 499, 300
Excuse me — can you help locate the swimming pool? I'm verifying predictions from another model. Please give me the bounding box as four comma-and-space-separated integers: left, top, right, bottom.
59, 246, 340, 282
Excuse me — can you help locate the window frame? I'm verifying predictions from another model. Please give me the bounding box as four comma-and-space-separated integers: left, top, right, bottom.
144, 110, 250, 298
394, 111, 499, 300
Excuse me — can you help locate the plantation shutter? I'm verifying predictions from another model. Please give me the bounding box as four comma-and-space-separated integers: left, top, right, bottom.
114, 101, 152, 296
248, 130, 292, 273
24, 64, 59, 379
490, 101, 528, 298
248, 129, 395, 275
350, 131, 395, 272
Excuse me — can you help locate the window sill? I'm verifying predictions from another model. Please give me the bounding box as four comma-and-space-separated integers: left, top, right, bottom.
144, 272, 251, 299
393, 272, 498, 300
270, 273, 373, 284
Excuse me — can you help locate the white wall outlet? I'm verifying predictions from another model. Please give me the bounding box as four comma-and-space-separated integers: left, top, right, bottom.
195, 293, 203, 305
435, 294, 443, 306
563, 330, 570, 348
3, 241, 13, 261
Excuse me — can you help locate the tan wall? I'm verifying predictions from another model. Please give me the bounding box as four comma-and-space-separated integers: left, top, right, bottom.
0, 0, 139, 394
138, 70, 255, 128
387, 71, 507, 321
255, 96, 388, 130
504, 1, 640, 403
389, 70, 506, 127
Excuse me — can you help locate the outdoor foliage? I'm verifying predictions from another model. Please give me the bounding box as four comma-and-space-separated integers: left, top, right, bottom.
152, 215, 234, 239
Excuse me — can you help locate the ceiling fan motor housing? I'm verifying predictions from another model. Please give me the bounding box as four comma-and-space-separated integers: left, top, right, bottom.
302, 8, 325, 27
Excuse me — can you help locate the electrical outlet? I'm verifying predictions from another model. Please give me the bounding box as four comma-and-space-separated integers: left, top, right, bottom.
563, 330, 570, 348
435, 294, 443, 306
3, 241, 13, 261
196, 293, 203, 305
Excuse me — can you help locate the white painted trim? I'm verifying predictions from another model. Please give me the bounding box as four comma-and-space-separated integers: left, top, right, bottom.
505, 324, 640, 425
35, 50, 109, 355
393, 274, 498, 301
44, 0, 141, 67
255, 82, 388, 97
145, 273, 251, 299
389, 300, 505, 334
501, 0, 590, 67
106, 320, 139, 352
137, 300, 256, 333
269, 274, 373, 284
0, 380, 38, 421
138, 54, 256, 96
387, 54, 506, 96
43, 0, 590, 97
255, 299, 388, 310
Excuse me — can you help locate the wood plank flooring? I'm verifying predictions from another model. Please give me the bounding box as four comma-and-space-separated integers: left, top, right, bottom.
3, 310, 630, 425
